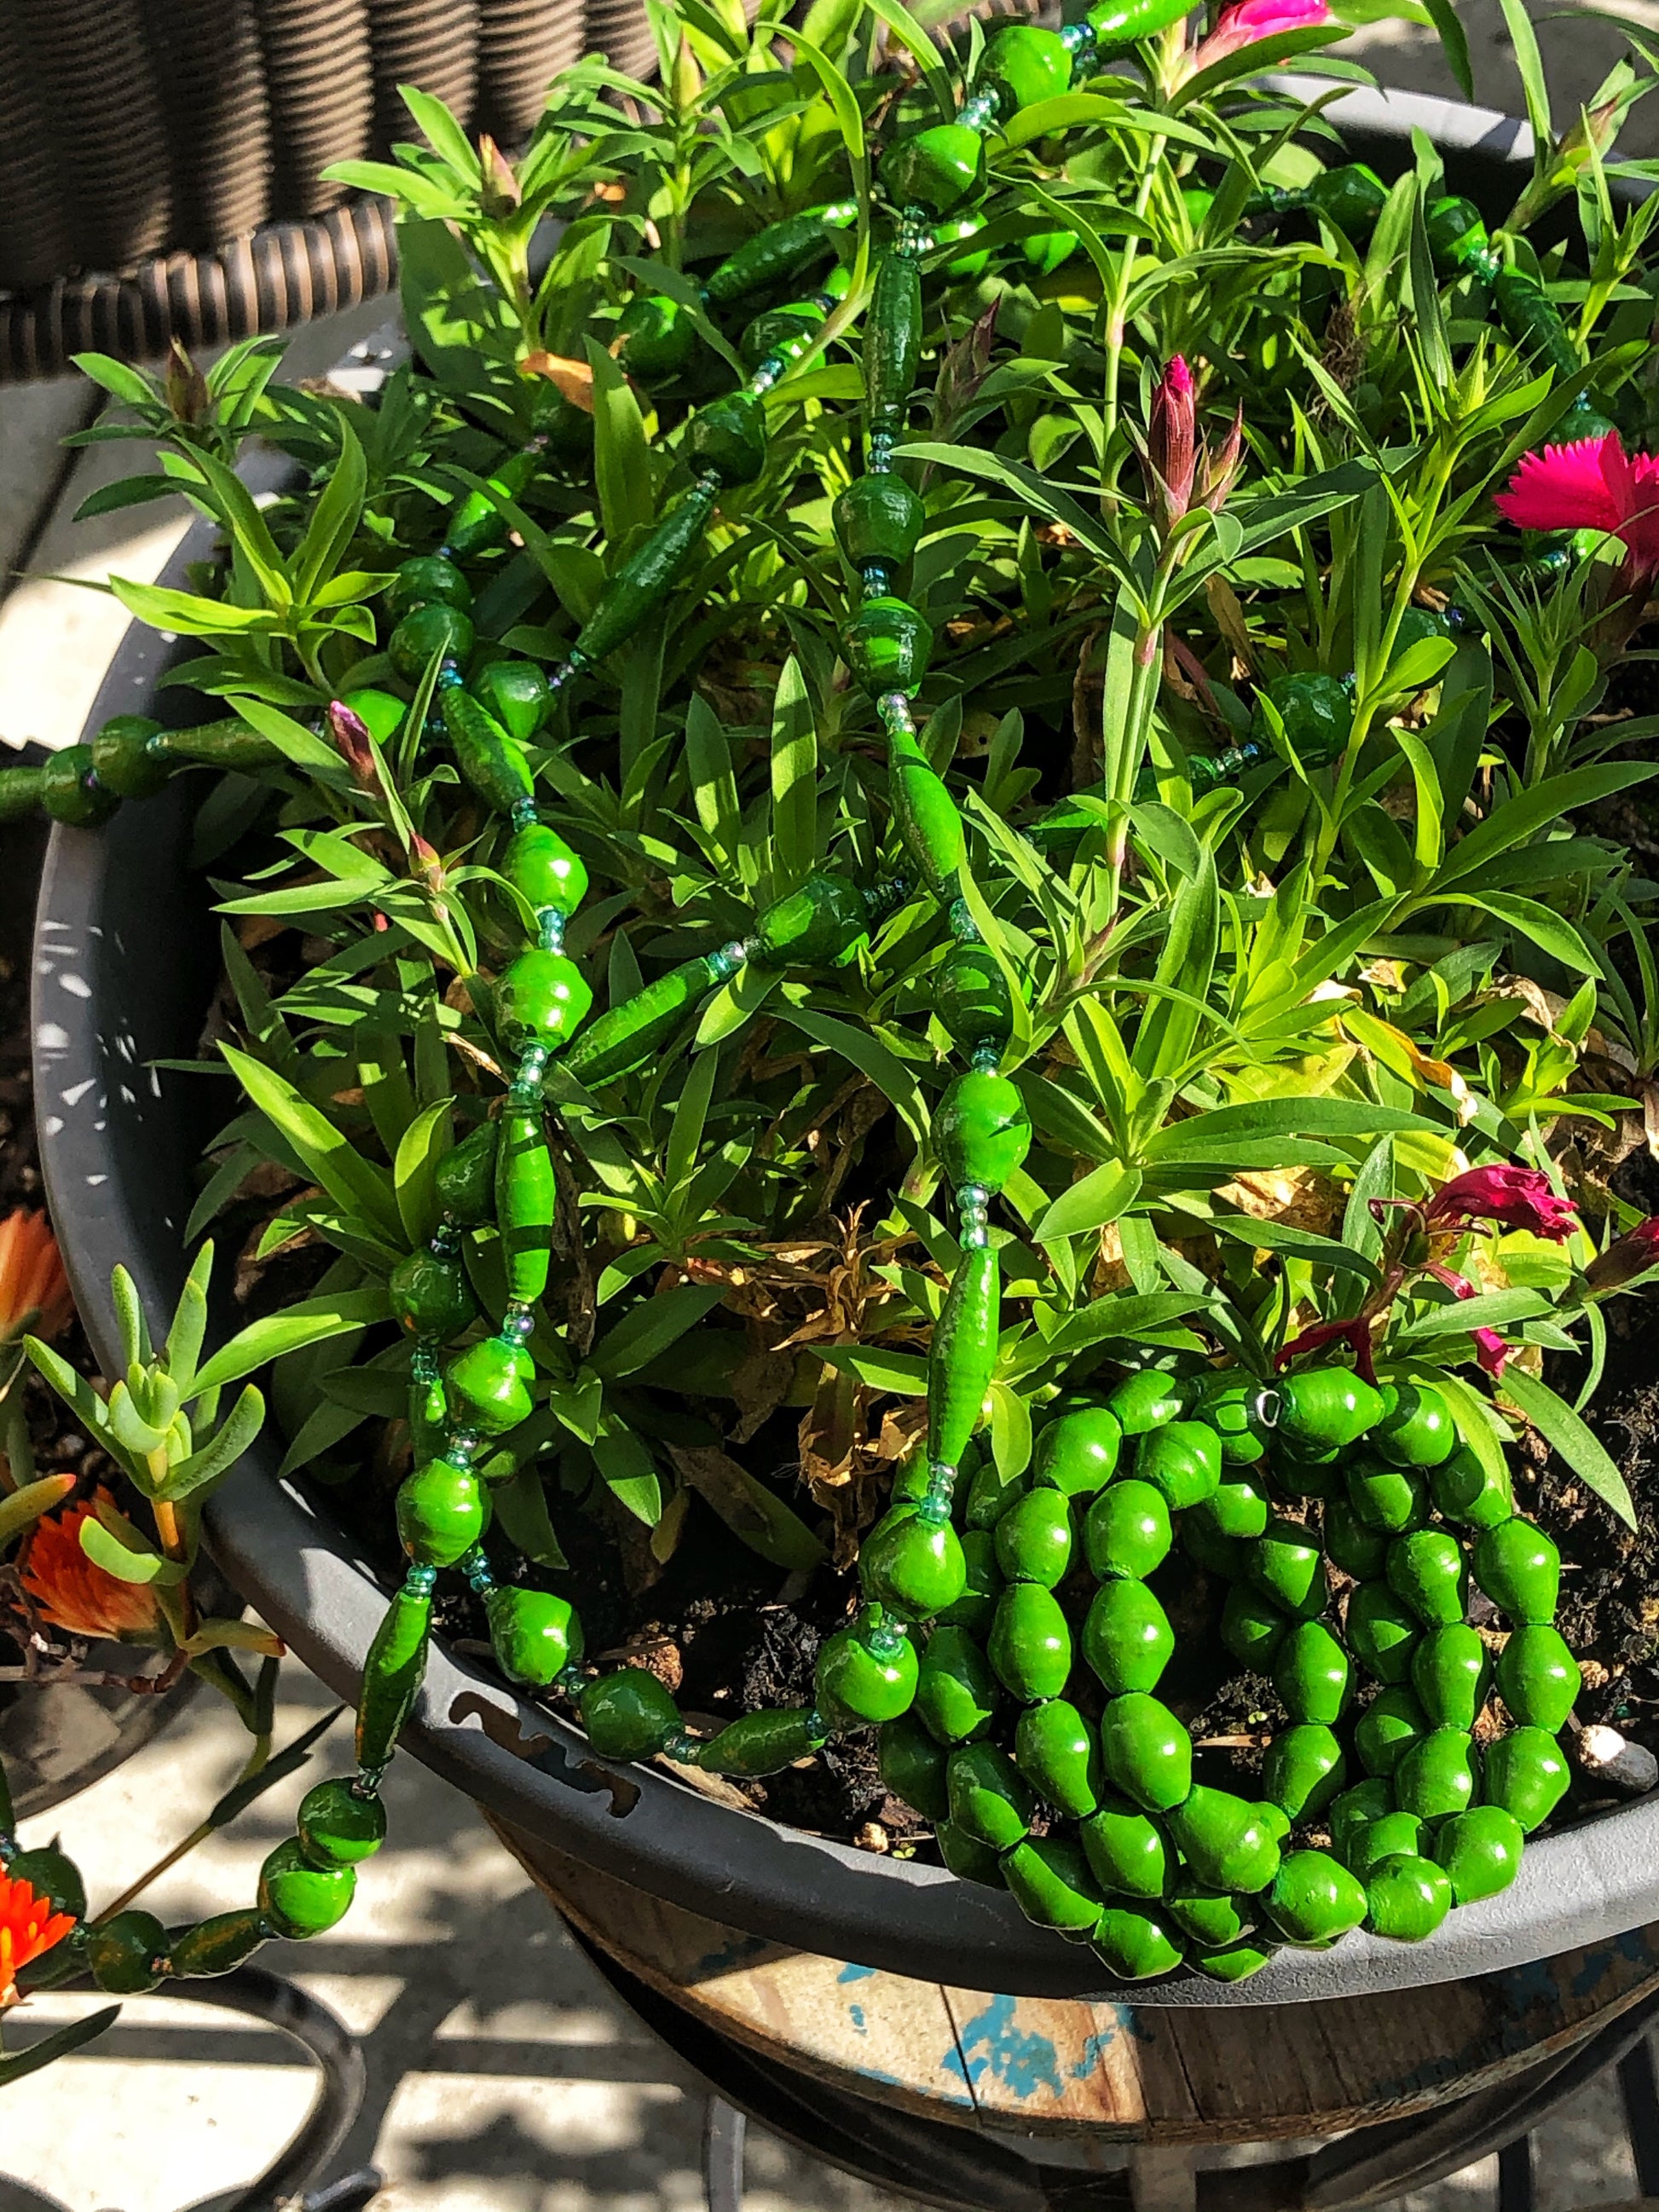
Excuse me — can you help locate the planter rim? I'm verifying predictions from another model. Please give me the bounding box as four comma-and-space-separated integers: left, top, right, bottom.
33, 101, 1659, 2004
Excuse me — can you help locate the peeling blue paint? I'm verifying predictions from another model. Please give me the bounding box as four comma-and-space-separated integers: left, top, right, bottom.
850, 2004, 868, 2033
838, 1961, 877, 1983
945, 1993, 1063, 2099
1070, 2027, 1117, 2079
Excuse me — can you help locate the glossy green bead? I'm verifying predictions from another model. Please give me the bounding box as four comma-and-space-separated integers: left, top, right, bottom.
1135, 1421, 1220, 1512
574, 478, 718, 665
1084, 1480, 1171, 1581
1387, 1530, 1467, 1627
1265, 1852, 1367, 1946
5, 1846, 85, 1922
834, 473, 925, 567
389, 1248, 477, 1339
1271, 1440, 1341, 1501
929, 1245, 998, 1469
356, 1581, 431, 1776
1092, 1905, 1184, 1982
917, 1624, 997, 1744
741, 304, 822, 372
563, 951, 726, 1089
389, 555, 471, 621
988, 1583, 1072, 1702
846, 594, 933, 696
934, 1070, 1031, 1194
1015, 1698, 1101, 1817
1081, 1793, 1170, 1898
474, 659, 552, 744
1275, 1367, 1384, 1450
1355, 1687, 1428, 1777
698, 1709, 822, 1776
168, 1910, 269, 1978
1192, 1938, 1275, 1984
1220, 1584, 1287, 1668
1263, 1724, 1345, 1822
1107, 1371, 1190, 1435
616, 293, 697, 378
947, 1741, 1033, 1849
390, 602, 474, 681
1473, 1518, 1559, 1626
686, 392, 767, 487
1194, 1375, 1269, 1466
1434, 1806, 1524, 1905
497, 1106, 555, 1306
881, 124, 985, 216
755, 872, 874, 967
1036, 1406, 1122, 1499
816, 1619, 919, 1727
1365, 1853, 1453, 1942
40, 744, 117, 827
87, 1909, 168, 1994
1330, 1778, 1394, 1852
936, 1528, 1001, 1634
395, 1457, 483, 1567
259, 1838, 356, 1938
1166, 1883, 1254, 1950
1167, 1787, 1280, 1895
1347, 1456, 1429, 1537
934, 216, 989, 279
880, 1713, 951, 1822
434, 1121, 498, 1225
937, 1817, 1005, 1886
1100, 1692, 1191, 1813
1431, 1444, 1513, 1531
1274, 1620, 1349, 1725
980, 22, 1072, 108
936, 943, 1014, 1052
1346, 1581, 1419, 1685
862, 1510, 967, 1620
1003, 1835, 1104, 1936
965, 1457, 1028, 1530
443, 685, 534, 813
297, 1780, 387, 1869
1248, 1518, 1327, 1620
90, 713, 169, 798
1344, 1811, 1427, 1882
1411, 1624, 1488, 1732
1083, 1580, 1174, 1696
1496, 1625, 1579, 1730
581, 1667, 683, 1758
486, 1587, 581, 1686
506, 823, 587, 917
1306, 162, 1389, 240
1483, 1726, 1569, 1831
1373, 1382, 1456, 1469
1322, 1497, 1388, 1581
864, 249, 921, 435
1395, 1727, 1475, 1822
1181, 1510, 1241, 1580
1249, 671, 1352, 771
1427, 193, 1492, 274
995, 1489, 1072, 1587
446, 1336, 533, 1434
887, 723, 962, 895
494, 948, 594, 1054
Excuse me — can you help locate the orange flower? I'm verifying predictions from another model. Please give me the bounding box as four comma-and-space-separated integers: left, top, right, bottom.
20, 1492, 165, 1643
0, 1211, 72, 1342
0, 1868, 77, 2007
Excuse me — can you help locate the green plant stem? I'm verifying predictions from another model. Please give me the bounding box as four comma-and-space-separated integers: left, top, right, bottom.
95, 1733, 272, 1924
1101, 132, 1168, 479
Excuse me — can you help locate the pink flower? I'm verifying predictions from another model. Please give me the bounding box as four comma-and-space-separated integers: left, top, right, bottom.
1425, 1165, 1577, 1243
1145, 356, 1197, 535
1189, 0, 1334, 72
1586, 1216, 1659, 1291
1494, 431, 1659, 578
327, 700, 382, 796
1427, 1264, 1510, 1377
1275, 1314, 1378, 1386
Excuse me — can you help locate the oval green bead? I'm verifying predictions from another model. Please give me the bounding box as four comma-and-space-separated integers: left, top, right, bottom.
1083, 1580, 1174, 1696
928, 1245, 999, 1470
1411, 1623, 1488, 1731
389, 1248, 477, 1339
1135, 1421, 1221, 1512
1220, 1584, 1287, 1668
1193, 1374, 1269, 1465
389, 554, 471, 620
1434, 1805, 1524, 1905
697, 1709, 821, 1777
1106, 1370, 1191, 1435
1346, 1580, 1419, 1685
581, 1667, 683, 1758
754, 873, 875, 967
1014, 1698, 1102, 1817
446, 1336, 534, 1434
880, 1713, 951, 1822
995, 1489, 1072, 1587
1330, 1779, 1395, 1852
1199, 1477, 1269, 1542
434, 1121, 498, 1225
1395, 1727, 1476, 1822
741, 303, 824, 373
1003, 1835, 1104, 1936
880, 123, 986, 216
846, 594, 933, 696
1273, 1620, 1349, 1725
258, 1838, 356, 1939
1322, 1496, 1388, 1582
1365, 1853, 1453, 1942
297, 1779, 388, 1868
965, 1457, 1028, 1530
1248, 1518, 1327, 1620
356, 1582, 431, 1777
917, 1624, 997, 1744
1093, 1906, 1184, 1982
390, 602, 474, 681
1355, 1687, 1429, 1777
934, 1069, 1032, 1193
1084, 1479, 1171, 1580
1192, 1938, 1275, 1984
167, 1909, 270, 1979
506, 823, 588, 917
40, 744, 117, 827
1344, 1810, 1427, 1882
1265, 1851, 1368, 1946
1387, 1530, 1468, 1627
616, 293, 698, 378
1496, 1624, 1579, 1730
1182, 1510, 1242, 1580
1036, 1406, 1122, 1498
1373, 1381, 1456, 1469
937, 943, 1014, 1051
947, 1741, 1033, 1849
1346, 1456, 1430, 1537
1167, 1787, 1280, 1895
1431, 1444, 1514, 1531
494, 948, 594, 1054
686, 391, 767, 486
1081, 1794, 1170, 1899
90, 713, 170, 798
1483, 1725, 1569, 1831
86, 1909, 168, 1994
815, 1620, 919, 1728
937, 1818, 1006, 1886
1100, 1692, 1191, 1813
862, 1510, 967, 1620
1473, 1517, 1559, 1626
395, 1457, 483, 1567
980, 23, 1072, 109
834, 473, 925, 567
936, 1528, 1001, 1634
864, 250, 921, 434
474, 658, 552, 744
496, 1106, 556, 1307
987, 1583, 1072, 1703
1275, 1368, 1384, 1450
1166, 1883, 1255, 1950
486, 1586, 581, 1686
1263, 1724, 1346, 1822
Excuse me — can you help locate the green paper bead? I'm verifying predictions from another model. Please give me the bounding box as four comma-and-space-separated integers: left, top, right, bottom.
446, 1337, 534, 1435
1197, 1477, 1269, 1544
835, 473, 925, 567
937, 943, 1014, 1052
356, 1581, 431, 1777
917, 1624, 997, 1744
1330, 1779, 1395, 1852
1496, 1625, 1580, 1730
1182, 1511, 1241, 1580
506, 823, 587, 917
486, 1587, 581, 1686
395, 1457, 483, 1567
881, 124, 985, 216
1106, 1370, 1190, 1435
1084, 1480, 1171, 1581
1014, 1699, 1102, 1817
1346, 1581, 1419, 1685
434, 1121, 498, 1225
1373, 1382, 1456, 1469
1343, 1811, 1427, 1882
934, 217, 989, 280
90, 714, 169, 799
929, 1245, 999, 1469
1395, 1728, 1475, 1822
937, 1528, 1001, 1634
1473, 1518, 1559, 1626
934, 1069, 1032, 1193
389, 1248, 477, 1339
390, 603, 474, 681
389, 557, 471, 621
1387, 1530, 1468, 1627
1093, 1906, 1184, 1982
754, 872, 873, 966
1263, 1724, 1345, 1822
980, 22, 1072, 109
1167, 1787, 1280, 1895
1356, 1687, 1428, 1777
1275, 1367, 1384, 1450
1323, 1497, 1388, 1582
259, 1839, 356, 1939
938, 1818, 1006, 1885
1194, 1374, 1269, 1465
444, 684, 535, 816
1081, 1794, 1170, 1899
965, 1457, 1028, 1530
87, 1910, 168, 1995
995, 1489, 1072, 1587
1248, 671, 1352, 771
880, 1714, 951, 1822
616, 293, 698, 378
1192, 1939, 1275, 1984
704, 204, 855, 303
1099, 1692, 1191, 1812
1083, 1580, 1174, 1696
1166, 1883, 1255, 1950
1434, 1805, 1524, 1905
686, 392, 768, 487
816, 1620, 919, 1727
1346, 1457, 1430, 1537
862, 1510, 967, 1620
40, 745, 116, 828
847, 595, 933, 696
1411, 1624, 1488, 1732
297, 1780, 387, 1868
1365, 1854, 1453, 1942
1306, 162, 1389, 241
864, 250, 921, 435
168, 1910, 270, 1979
1265, 1852, 1367, 1946
1003, 1835, 1104, 1935
1220, 1584, 1287, 1668
988, 1583, 1072, 1702
497, 1106, 555, 1306
1036, 1406, 1122, 1497
1273, 1435, 1340, 1498
697, 1710, 821, 1777
1483, 1726, 1569, 1831
1431, 1444, 1513, 1530
947, 1741, 1033, 1849
1274, 1620, 1349, 1725
1248, 1519, 1327, 1620
494, 948, 594, 1054
474, 659, 552, 744
1135, 1420, 1221, 1512
887, 723, 962, 895
582, 1668, 682, 1758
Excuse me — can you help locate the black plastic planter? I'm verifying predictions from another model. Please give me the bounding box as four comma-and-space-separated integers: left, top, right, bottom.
32, 84, 1659, 2007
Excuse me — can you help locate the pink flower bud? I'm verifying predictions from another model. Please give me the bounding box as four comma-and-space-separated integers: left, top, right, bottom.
1425, 1164, 1577, 1243
1200, 404, 1246, 515
327, 700, 382, 795
1188, 0, 1335, 73
1425, 1262, 1512, 1377
1586, 1216, 1659, 1291
410, 831, 446, 893
1144, 355, 1197, 535
1275, 1314, 1378, 1386
165, 339, 209, 427
478, 135, 522, 218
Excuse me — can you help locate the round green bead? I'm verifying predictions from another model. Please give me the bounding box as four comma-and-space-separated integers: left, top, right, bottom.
1344, 1811, 1427, 1882
389, 1248, 477, 1339
1107, 1371, 1190, 1434
880, 1713, 951, 1822
1387, 1528, 1470, 1628
90, 714, 169, 799
1083, 1580, 1174, 1696
1003, 1835, 1104, 1936
1307, 162, 1389, 240
742, 304, 822, 372
1355, 1687, 1428, 1776
1199, 1478, 1269, 1542
434, 1121, 498, 1225
936, 1528, 1001, 1635
1373, 1381, 1456, 1469
40, 745, 117, 828
1192, 1938, 1275, 1984
1273, 1436, 1341, 1499
1394, 1727, 1475, 1822
1135, 1421, 1221, 1512
1194, 1374, 1269, 1465
1346, 1581, 1419, 1685
1081, 1794, 1170, 1899
1496, 1625, 1579, 1730
1167, 1787, 1280, 1895
1166, 1882, 1255, 1950
1431, 1444, 1514, 1530
1275, 1367, 1384, 1450
86, 1909, 168, 1994
994, 1489, 1072, 1587
754, 872, 874, 966
1093, 1906, 1184, 1982
395, 1456, 483, 1567
1322, 1496, 1388, 1581
816, 1620, 919, 1727
937, 1818, 1005, 1885
1100, 1692, 1191, 1812
937, 943, 1014, 1051
1084, 1480, 1171, 1580
1263, 1724, 1345, 1822
616, 294, 697, 378
1274, 1620, 1349, 1725
506, 823, 588, 917
1411, 1624, 1488, 1731
1483, 1725, 1569, 1831
1265, 1851, 1367, 1946
1365, 1853, 1453, 1942
1036, 1406, 1122, 1498
934, 1069, 1031, 1193
1346, 1456, 1429, 1536
486, 1586, 582, 1686
686, 391, 767, 486
1220, 1583, 1287, 1667
1248, 1518, 1327, 1620
389, 555, 471, 621
980, 22, 1072, 109
581, 1667, 683, 1758
1014, 1698, 1102, 1817
259, 1838, 356, 1939
1329, 1778, 1394, 1852
1434, 1805, 1524, 1905
1182, 1510, 1242, 1580
862, 1510, 967, 1620
1472, 1517, 1559, 1626
494, 948, 594, 1054
987, 1583, 1072, 1702
845, 593, 933, 695
946, 1741, 1033, 1849
917, 1624, 997, 1744
880, 124, 986, 216
390, 602, 474, 681
966, 1458, 1028, 1530
446, 1337, 533, 1434
5, 1845, 85, 1920
934, 216, 989, 280
834, 473, 925, 567
297, 1779, 388, 1868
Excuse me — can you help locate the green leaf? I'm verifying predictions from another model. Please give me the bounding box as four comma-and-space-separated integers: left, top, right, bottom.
292, 408, 369, 604
1398, 1289, 1552, 1338
189, 1285, 391, 1398
72, 473, 179, 523
1437, 892, 1603, 978
669, 1442, 828, 1569
206, 1704, 344, 1828
591, 1422, 663, 1525
225, 695, 353, 787
394, 1099, 454, 1247
24, 1340, 128, 1469
222, 1044, 402, 1244
0, 2007, 122, 2088
779, 1006, 928, 1146
0, 1474, 76, 1550
112, 1266, 150, 1370
1500, 1366, 1635, 1528
588, 1285, 726, 1379
1210, 1214, 1379, 1283
587, 337, 654, 546
1009, 1294, 1206, 1372
108, 578, 279, 637
1420, 0, 1472, 95
1131, 846, 1217, 1080
1031, 1164, 1142, 1244
72, 350, 158, 405
769, 656, 817, 896
165, 1242, 216, 1395
812, 1344, 928, 1393
1431, 765, 1658, 892
401, 84, 484, 179
492, 1464, 570, 1568
1143, 1098, 1431, 1161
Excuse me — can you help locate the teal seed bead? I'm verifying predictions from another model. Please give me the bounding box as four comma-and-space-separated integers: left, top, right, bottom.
1273, 1620, 1349, 1725
1166, 1883, 1255, 1951
1356, 1687, 1429, 1777
1083, 1480, 1171, 1580
935, 1070, 1032, 1192
1093, 1907, 1184, 1982
494, 948, 594, 1054
1015, 1699, 1102, 1817
1263, 1724, 1345, 1821
616, 294, 698, 378
880, 1714, 951, 1822
1373, 1382, 1456, 1469
497, 1107, 556, 1305
862, 1508, 967, 1620
1496, 1625, 1580, 1730
1330, 1780, 1394, 1853
980, 22, 1072, 109
880, 125, 985, 216
1431, 1445, 1514, 1530
1248, 1518, 1327, 1620
1344, 1811, 1427, 1882
754, 872, 876, 966
1265, 1852, 1368, 1946
937, 1528, 1001, 1634
1194, 1375, 1269, 1466
995, 1490, 1072, 1586
1081, 1794, 1171, 1899
816, 1616, 919, 1727
1395, 1729, 1476, 1822
1387, 1530, 1468, 1627
1135, 1420, 1221, 1512
937, 1819, 1006, 1886
1107, 1371, 1190, 1434
1346, 1581, 1419, 1685
506, 823, 588, 917
1192, 1940, 1275, 1984
1100, 1693, 1191, 1813
434, 1121, 499, 1225
1412, 1624, 1488, 1731
1166, 1788, 1280, 1895
1323, 1496, 1388, 1581
916, 1625, 997, 1744
1036, 1406, 1122, 1498
86, 1910, 168, 1994
686, 392, 767, 486
389, 556, 471, 621
928, 1245, 998, 1469
1347, 1457, 1430, 1536
474, 659, 552, 744
1366, 1854, 1453, 1942
697, 1711, 822, 1777
1275, 1367, 1384, 1450
1220, 1584, 1287, 1668
864, 251, 922, 435
846, 595, 933, 696
988, 1583, 1072, 1701
947, 1741, 1033, 1849
582, 1669, 683, 1759
486, 1586, 581, 1685
447, 1337, 534, 1435
1083, 1580, 1174, 1695
937, 943, 1014, 1051
297, 1780, 387, 1868
1473, 1518, 1559, 1626
389, 1248, 477, 1339
390, 603, 474, 681
1434, 1806, 1524, 1905
258, 1839, 356, 1938
1483, 1726, 1569, 1830
395, 1457, 483, 1567
1003, 1835, 1105, 1936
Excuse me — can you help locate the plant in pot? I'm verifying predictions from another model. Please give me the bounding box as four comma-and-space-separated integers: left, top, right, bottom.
7, 0, 1659, 2017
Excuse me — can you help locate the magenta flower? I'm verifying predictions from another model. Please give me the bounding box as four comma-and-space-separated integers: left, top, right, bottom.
1586, 1216, 1659, 1292
1189, 0, 1334, 72
1275, 1314, 1378, 1386
1494, 431, 1659, 579
1427, 1264, 1511, 1379
1425, 1164, 1577, 1244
